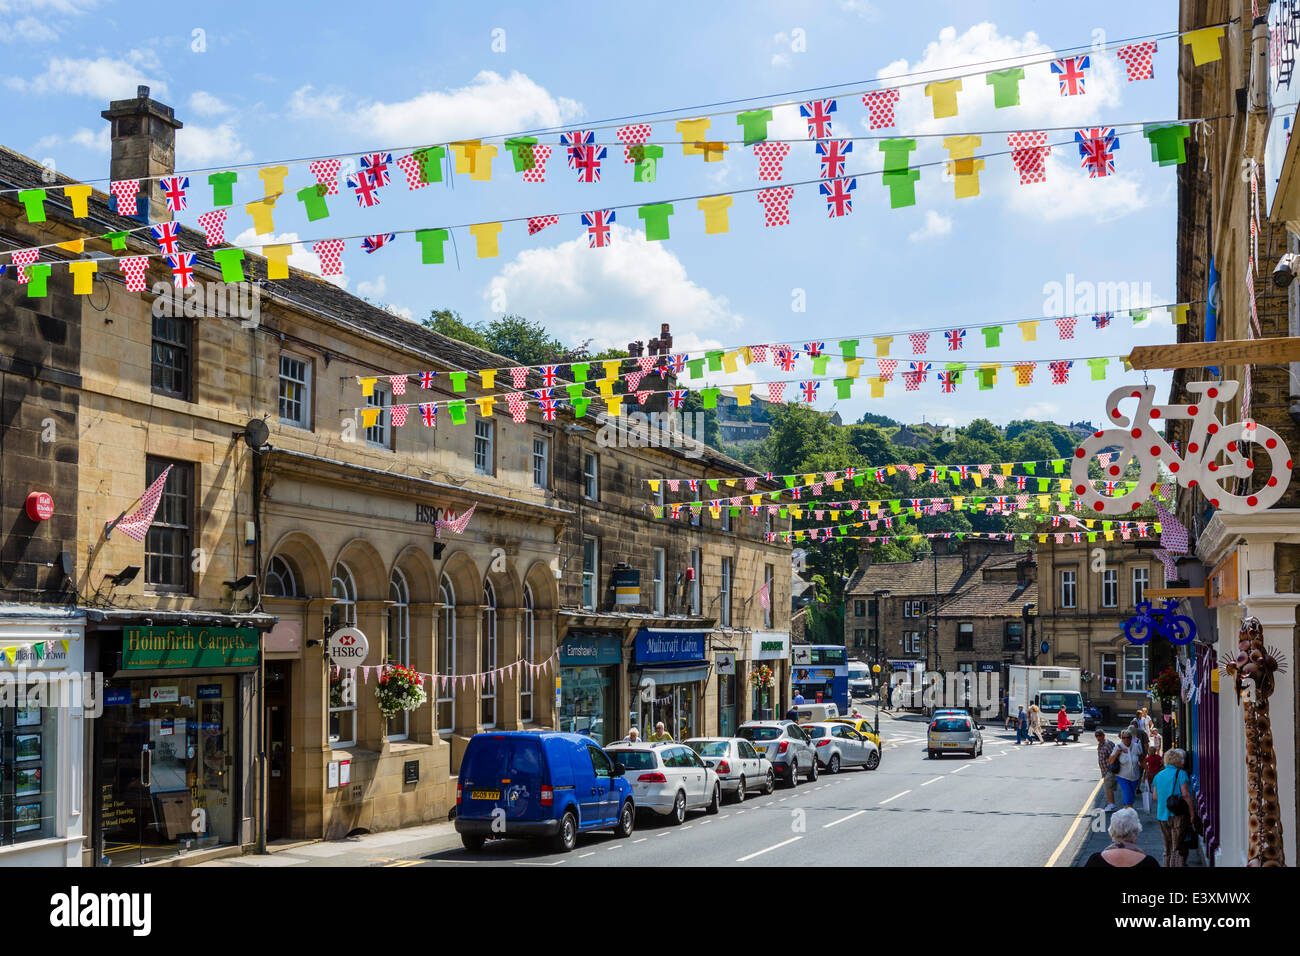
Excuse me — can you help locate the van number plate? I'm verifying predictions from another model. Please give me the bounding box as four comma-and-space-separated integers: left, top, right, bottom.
471, 790, 500, 800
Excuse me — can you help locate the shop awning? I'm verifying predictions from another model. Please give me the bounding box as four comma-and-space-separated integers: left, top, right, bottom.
638, 665, 710, 685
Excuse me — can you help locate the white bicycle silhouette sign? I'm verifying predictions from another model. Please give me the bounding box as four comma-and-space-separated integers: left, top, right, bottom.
1071, 380, 1292, 514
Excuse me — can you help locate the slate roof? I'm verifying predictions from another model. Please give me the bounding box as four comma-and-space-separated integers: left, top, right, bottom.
0, 145, 758, 478
845, 554, 966, 596
935, 568, 1037, 618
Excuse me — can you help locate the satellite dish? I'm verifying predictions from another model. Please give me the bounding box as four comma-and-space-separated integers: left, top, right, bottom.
243, 418, 270, 450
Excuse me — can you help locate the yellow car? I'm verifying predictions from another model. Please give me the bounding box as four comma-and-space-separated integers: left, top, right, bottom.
827, 717, 882, 749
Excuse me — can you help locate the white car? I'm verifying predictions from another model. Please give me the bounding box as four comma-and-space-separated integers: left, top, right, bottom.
685, 737, 776, 802
800, 722, 881, 773
605, 741, 721, 824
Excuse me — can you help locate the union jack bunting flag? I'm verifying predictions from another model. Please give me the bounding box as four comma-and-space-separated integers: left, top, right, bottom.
561, 130, 607, 182
688, 479, 700, 493
654, 362, 671, 379
671, 504, 682, 520
533, 387, 554, 401
1052, 55, 1090, 95
1076, 127, 1119, 178
166, 252, 196, 289
540, 365, 559, 387
803, 342, 825, 358
791, 487, 802, 499
361, 153, 393, 187
1091, 313, 1113, 329
763, 473, 775, 482
904, 361, 931, 391
945, 328, 966, 350
777, 347, 797, 372
362, 233, 396, 254
749, 504, 761, 516
819, 177, 856, 217
800, 98, 837, 138
1103, 480, 1119, 495
670, 354, 688, 374
993, 496, 1008, 509
815, 138, 852, 177
159, 176, 189, 213
957, 465, 970, 480
151, 222, 181, 255
540, 399, 558, 421
939, 370, 958, 393
800, 381, 820, 403
1049, 360, 1073, 384
873, 468, 885, 482
843, 467, 856, 480
668, 389, 687, 409
419, 371, 437, 389
420, 404, 437, 426
581, 209, 614, 247
346, 172, 382, 207
1014, 475, 1027, 490
1071, 532, 1083, 543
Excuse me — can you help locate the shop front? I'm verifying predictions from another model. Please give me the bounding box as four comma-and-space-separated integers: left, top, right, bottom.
748, 631, 790, 722
0, 607, 87, 867
630, 629, 708, 741
558, 630, 622, 746
89, 619, 265, 866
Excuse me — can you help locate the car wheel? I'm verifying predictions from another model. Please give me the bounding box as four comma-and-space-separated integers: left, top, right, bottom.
671, 791, 687, 825
788, 761, 800, 787
866, 750, 880, 770
707, 784, 721, 814
764, 770, 775, 794
828, 754, 841, 775
461, 833, 485, 852
927, 750, 935, 759
550, 811, 578, 853
734, 776, 746, 803
613, 800, 634, 838
808, 758, 818, 782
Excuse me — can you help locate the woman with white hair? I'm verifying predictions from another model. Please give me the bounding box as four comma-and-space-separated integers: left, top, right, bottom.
1084, 807, 1160, 867
1153, 748, 1197, 867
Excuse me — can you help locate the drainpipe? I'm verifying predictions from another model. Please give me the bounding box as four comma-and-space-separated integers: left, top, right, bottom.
253, 444, 268, 854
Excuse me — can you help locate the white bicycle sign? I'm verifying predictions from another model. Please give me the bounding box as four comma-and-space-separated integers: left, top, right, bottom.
1071, 380, 1292, 514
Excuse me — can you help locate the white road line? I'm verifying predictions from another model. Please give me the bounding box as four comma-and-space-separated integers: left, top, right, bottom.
823, 809, 867, 829
656, 832, 671, 838
700, 820, 712, 826
778, 798, 787, 803
578, 852, 595, 858
736, 836, 803, 863
921, 776, 944, 786
605, 844, 622, 851
633, 838, 647, 844
950, 764, 970, 773
984, 754, 995, 761
736, 809, 746, 815
682, 825, 693, 830
879, 789, 911, 805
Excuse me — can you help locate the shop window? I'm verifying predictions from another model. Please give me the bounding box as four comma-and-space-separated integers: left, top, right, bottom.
1, 704, 58, 846
151, 312, 191, 400
481, 579, 497, 727
264, 555, 300, 598
1132, 566, 1149, 606
278, 352, 312, 429
521, 586, 535, 723
437, 575, 456, 734
144, 457, 193, 593
1101, 569, 1118, 608
329, 563, 358, 748
387, 569, 410, 741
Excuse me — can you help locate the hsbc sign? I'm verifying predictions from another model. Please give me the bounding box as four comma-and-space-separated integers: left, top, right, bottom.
327, 627, 370, 666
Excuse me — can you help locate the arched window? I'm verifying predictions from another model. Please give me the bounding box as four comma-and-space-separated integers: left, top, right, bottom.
387, 569, 410, 741
481, 579, 497, 728
265, 555, 299, 598
521, 585, 535, 723
437, 575, 456, 735
329, 562, 358, 747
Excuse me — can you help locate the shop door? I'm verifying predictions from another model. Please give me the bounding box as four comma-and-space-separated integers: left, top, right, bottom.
265, 662, 291, 841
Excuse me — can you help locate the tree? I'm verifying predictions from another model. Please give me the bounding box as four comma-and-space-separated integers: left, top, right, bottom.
856, 411, 901, 428
482, 314, 565, 365
423, 308, 490, 351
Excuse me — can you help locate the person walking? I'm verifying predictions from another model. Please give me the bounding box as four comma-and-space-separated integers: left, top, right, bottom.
647, 721, 673, 743
1096, 730, 1119, 810
1055, 704, 1070, 744
621, 726, 641, 744
1144, 726, 1164, 783
793, 691, 806, 706
1083, 807, 1160, 868
1152, 748, 1197, 867
1115, 729, 1142, 809
1128, 717, 1150, 759
1015, 706, 1029, 745
1028, 704, 1044, 744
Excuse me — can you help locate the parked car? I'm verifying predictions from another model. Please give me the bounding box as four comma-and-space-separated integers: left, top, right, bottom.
456, 731, 634, 853
1083, 701, 1102, 731
604, 741, 721, 823
825, 716, 883, 751
801, 722, 881, 773
926, 714, 983, 759
738, 720, 819, 786
848, 664, 873, 698
791, 702, 841, 723
685, 737, 775, 802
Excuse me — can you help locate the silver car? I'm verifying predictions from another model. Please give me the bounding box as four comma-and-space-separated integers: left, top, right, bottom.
685, 737, 776, 802
737, 720, 818, 786
926, 713, 984, 759
801, 722, 881, 773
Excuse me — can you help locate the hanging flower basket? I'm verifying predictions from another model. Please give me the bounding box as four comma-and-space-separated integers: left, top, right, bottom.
1080, 670, 1095, 684
748, 664, 774, 689
375, 664, 428, 719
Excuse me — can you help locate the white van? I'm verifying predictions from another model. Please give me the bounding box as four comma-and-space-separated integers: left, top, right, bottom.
793, 702, 840, 723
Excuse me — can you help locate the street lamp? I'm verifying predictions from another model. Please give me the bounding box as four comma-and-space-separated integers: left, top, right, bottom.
873, 588, 890, 710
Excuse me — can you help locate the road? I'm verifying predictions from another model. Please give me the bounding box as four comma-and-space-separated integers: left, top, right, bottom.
208, 715, 1105, 868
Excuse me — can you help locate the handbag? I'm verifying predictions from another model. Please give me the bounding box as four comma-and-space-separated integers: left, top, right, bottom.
1165, 769, 1190, 817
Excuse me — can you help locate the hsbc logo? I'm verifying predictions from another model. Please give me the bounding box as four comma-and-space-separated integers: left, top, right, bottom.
327, 627, 370, 665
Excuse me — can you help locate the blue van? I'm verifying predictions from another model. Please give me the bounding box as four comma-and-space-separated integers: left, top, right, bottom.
455, 731, 636, 852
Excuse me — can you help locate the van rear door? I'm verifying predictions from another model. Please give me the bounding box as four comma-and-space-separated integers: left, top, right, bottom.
460, 735, 546, 821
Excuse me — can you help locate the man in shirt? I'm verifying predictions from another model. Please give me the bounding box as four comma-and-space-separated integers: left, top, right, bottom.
647, 721, 673, 743
1096, 730, 1119, 810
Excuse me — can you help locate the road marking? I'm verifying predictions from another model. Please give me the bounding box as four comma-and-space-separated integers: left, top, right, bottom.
984, 755, 995, 761
823, 809, 867, 829
879, 789, 911, 805
605, 844, 622, 851
735, 809, 746, 814
950, 764, 970, 773
700, 820, 712, 826
736, 836, 803, 862
778, 797, 787, 803
633, 838, 647, 844
921, 776, 944, 786
515, 859, 564, 866
656, 832, 671, 838
682, 825, 693, 830
578, 852, 595, 858
1045, 777, 1105, 868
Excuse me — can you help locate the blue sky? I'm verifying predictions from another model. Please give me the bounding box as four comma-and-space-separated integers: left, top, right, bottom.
2, 0, 1185, 427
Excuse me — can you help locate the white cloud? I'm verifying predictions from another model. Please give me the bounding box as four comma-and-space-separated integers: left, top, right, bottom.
288, 70, 583, 143
188, 90, 232, 117
231, 228, 338, 285
19, 49, 166, 98
839, 0, 880, 20
2, 16, 55, 41
34, 125, 109, 154
908, 210, 953, 242
175, 122, 251, 167
0, 0, 97, 43
1006, 151, 1147, 222
771, 53, 791, 69
485, 225, 743, 354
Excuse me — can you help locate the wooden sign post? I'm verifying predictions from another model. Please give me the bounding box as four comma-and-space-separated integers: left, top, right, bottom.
1128, 336, 1300, 370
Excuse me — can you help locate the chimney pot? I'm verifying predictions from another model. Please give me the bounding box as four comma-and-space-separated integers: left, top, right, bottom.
137, 85, 150, 99
102, 90, 183, 224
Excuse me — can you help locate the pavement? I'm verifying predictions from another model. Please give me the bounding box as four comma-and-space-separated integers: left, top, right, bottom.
203, 711, 1112, 868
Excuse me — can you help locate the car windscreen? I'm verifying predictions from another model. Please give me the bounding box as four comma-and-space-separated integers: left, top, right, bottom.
689, 741, 730, 757
931, 719, 970, 733
802, 725, 828, 739
462, 737, 543, 781
606, 749, 657, 771
739, 726, 782, 741
1040, 692, 1082, 711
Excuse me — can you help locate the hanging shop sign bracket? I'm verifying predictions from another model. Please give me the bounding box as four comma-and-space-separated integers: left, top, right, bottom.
1127, 336, 1300, 370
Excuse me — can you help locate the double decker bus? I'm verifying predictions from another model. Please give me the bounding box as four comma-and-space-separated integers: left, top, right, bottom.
791, 645, 848, 712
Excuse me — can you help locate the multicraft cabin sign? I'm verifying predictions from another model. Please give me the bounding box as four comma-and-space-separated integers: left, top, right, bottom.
634, 629, 706, 665
121, 626, 260, 670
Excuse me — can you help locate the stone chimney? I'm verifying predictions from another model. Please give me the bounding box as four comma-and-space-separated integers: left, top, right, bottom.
101, 85, 182, 223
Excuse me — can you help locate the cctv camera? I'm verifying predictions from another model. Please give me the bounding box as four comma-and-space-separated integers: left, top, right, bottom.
1273, 252, 1300, 289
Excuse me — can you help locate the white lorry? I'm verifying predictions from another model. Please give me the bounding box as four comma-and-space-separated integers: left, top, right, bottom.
1006, 665, 1085, 741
